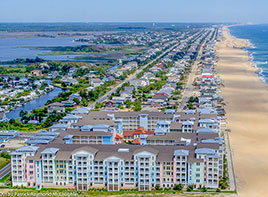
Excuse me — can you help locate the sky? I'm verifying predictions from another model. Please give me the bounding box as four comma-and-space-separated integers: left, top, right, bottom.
0, 0, 268, 23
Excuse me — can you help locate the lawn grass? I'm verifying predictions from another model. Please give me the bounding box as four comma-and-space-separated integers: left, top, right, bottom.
0, 173, 11, 183
0, 121, 45, 132
0, 186, 237, 197
0, 157, 10, 170
4, 189, 184, 197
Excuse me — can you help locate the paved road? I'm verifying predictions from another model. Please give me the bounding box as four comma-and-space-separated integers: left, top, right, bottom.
89, 42, 181, 109
0, 163, 11, 180
178, 39, 207, 111
224, 131, 236, 191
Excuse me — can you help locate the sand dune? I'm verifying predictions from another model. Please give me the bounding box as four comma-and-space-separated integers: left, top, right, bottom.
216, 27, 268, 197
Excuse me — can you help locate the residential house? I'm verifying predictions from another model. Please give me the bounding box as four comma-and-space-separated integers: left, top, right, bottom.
47, 102, 65, 113
30, 69, 42, 77
89, 78, 104, 88
0, 111, 7, 122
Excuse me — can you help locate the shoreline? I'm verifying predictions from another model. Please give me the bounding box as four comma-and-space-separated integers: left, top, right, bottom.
216, 26, 268, 197
227, 25, 267, 83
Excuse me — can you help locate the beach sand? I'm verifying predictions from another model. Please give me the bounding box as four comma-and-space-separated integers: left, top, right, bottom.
216, 26, 268, 197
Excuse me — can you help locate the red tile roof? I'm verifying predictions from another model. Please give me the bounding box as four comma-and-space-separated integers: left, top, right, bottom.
132, 138, 140, 144
115, 133, 123, 139
123, 127, 154, 137
123, 131, 135, 137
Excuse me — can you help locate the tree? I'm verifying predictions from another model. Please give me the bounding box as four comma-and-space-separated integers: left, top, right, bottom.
61, 82, 67, 88
79, 89, 88, 99
187, 185, 193, 192
73, 98, 80, 105
173, 183, 183, 191
26, 65, 36, 73
62, 64, 71, 74
155, 184, 161, 190
95, 102, 104, 109
19, 110, 27, 118
81, 97, 88, 107
189, 96, 199, 103
124, 99, 132, 108
40, 82, 48, 90
219, 177, 229, 189
118, 105, 124, 109
9, 119, 15, 124
132, 99, 142, 111
0, 152, 11, 159
201, 186, 207, 192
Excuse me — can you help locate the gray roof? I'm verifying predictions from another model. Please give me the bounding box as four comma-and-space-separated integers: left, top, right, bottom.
17, 145, 39, 152
63, 135, 74, 140
93, 124, 110, 129
11, 145, 39, 155
41, 147, 59, 154
174, 149, 189, 156
72, 107, 91, 114
196, 128, 217, 133
198, 108, 217, 115
49, 124, 68, 129
26, 140, 50, 145
36, 131, 60, 137
62, 115, 82, 120
195, 148, 216, 154
201, 139, 224, 144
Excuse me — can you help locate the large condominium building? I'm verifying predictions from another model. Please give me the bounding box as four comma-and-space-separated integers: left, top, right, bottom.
11, 130, 224, 191
69, 109, 219, 134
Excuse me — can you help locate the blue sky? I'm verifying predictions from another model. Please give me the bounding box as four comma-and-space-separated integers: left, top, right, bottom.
0, 0, 268, 23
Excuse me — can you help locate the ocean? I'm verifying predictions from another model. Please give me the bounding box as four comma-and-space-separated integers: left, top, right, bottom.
229, 24, 268, 83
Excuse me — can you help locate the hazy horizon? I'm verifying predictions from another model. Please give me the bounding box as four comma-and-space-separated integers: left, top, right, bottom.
1, 0, 268, 23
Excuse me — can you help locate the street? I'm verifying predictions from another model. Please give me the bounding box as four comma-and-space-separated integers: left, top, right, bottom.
89, 42, 181, 109
178, 41, 206, 111
0, 163, 11, 180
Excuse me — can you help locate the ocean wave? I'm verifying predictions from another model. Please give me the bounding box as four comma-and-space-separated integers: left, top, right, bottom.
256, 68, 266, 83
248, 40, 256, 48
247, 52, 255, 62
255, 61, 268, 65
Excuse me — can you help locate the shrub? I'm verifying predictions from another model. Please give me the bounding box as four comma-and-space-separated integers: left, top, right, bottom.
173, 184, 183, 191
201, 186, 207, 192
0, 152, 11, 159
155, 184, 161, 190
187, 185, 194, 192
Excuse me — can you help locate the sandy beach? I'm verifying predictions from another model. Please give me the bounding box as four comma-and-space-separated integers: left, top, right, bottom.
216, 26, 268, 197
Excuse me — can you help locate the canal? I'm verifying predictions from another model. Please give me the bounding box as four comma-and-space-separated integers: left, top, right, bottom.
6, 86, 63, 120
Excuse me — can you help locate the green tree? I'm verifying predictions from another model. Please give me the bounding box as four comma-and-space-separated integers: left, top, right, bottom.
0, 152, 11, 159
73, 98, 80, 105
19, 110, 27, 118
40, 82, 48, 90
9, 119, 15, 124
173, 183, 183, 191
187, 185, 194, 192
155, 184, 161, 190
61, 82, 67, 88
118, 105, 124, 109
201, 186, 207, 192
132, 99, 141, 111
81, 97, 88, 106
124, 99, 132, 108
219, 177, 229, 189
